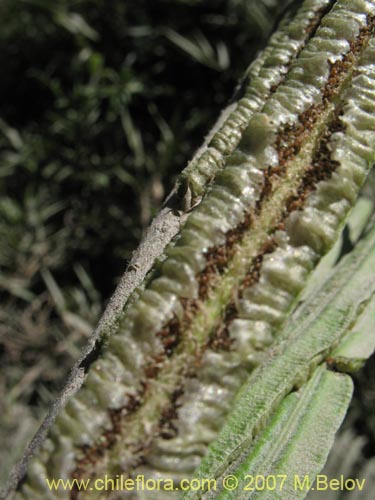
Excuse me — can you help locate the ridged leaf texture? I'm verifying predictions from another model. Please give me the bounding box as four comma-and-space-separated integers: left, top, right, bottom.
6, 0, 375, 499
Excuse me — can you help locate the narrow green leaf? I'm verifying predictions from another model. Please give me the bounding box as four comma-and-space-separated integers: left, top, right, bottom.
214, 367, 353, 500
183, 223, 375, 499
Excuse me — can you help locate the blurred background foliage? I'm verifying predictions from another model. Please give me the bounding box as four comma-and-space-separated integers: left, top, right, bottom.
1, 0, 373, 494
0, 0, 291, 483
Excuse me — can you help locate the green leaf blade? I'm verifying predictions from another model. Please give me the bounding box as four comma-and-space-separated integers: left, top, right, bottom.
182, 223, 375, 499
215, 367, 353, 500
